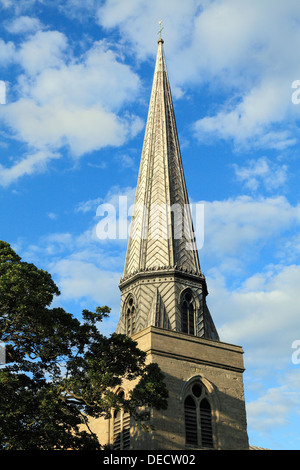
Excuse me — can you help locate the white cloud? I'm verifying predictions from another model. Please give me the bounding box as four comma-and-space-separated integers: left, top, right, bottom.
58, 0, 99, 18
247, 386, 292, 430
75, 197, 103, 214
49, 258, 121, 304
189, 0, 300, 149
16, 184, 141, 316
20, 224, 125, 329
3, 0, 300, 183
0, 0, 42, 13
198, 195, 300, 370
193, 78, 297, 150
96, 0, 203, 62
0, 0, 13, 7
116, 153, 136, 169
17, 30, 68, 76
47, 212, 58, 220
246, 370, 300, 445
49, 257, 122, 334
0, 35, 143, 184
0, 38, 16, 65
0, 150, 60, 186
201, 195, 300, 262
0, 81, 6, 105
97, 0, 300, 149
207, 263, 300, 370
3, 99, 138, 157
280, 234, 300, 264
75, 186, 136, 247
5, 15, 43, 34
233, 157, 288, 192
23, 40, 142, 110
75, 186, 136, 214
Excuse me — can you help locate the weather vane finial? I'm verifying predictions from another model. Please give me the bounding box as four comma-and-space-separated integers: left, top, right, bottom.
158, 20, 164, 39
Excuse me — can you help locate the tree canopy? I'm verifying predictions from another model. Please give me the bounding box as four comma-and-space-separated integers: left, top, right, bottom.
0, 241, 168, 450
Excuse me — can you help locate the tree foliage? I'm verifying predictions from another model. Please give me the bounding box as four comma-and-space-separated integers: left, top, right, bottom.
0, 241, 168, 450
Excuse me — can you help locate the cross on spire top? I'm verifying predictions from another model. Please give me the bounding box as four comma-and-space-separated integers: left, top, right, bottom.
158, 20, 164, 39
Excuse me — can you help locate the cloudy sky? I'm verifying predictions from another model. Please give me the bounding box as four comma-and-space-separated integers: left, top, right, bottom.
1, 0, 300, 450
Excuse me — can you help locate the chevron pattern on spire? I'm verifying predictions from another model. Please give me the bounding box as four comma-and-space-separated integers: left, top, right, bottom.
117, 38, 219, 342
123, 38, 201, 279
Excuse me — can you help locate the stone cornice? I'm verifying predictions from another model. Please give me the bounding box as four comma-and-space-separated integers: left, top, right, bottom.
119, 265, 207, 289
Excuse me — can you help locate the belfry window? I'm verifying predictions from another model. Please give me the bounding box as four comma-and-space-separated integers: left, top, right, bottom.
184, 381, 214, 448
112, 391, 131, 450
200, 398, 213, 448
125, 297, 136, 336
181, 290, 195, 335
184, 396, 197, 445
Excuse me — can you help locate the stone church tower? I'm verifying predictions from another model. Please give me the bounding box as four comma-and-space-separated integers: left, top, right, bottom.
91, 37, 249, 450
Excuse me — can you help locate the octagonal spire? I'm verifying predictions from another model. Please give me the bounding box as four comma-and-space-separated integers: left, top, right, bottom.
123, 38, 201, 279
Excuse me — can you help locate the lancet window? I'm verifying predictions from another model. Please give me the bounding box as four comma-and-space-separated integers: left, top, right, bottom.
181, 290, 195, 335
112, 390, 131, 450
184, 381, 214, 448
125, 296, 136, 336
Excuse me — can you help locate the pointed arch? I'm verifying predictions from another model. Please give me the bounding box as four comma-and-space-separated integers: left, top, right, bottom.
112, 389, 131, 450
181, 375, 218, 448
200, 398, 213, 448
180, 289, 195, 335
184, 396, 197, 445
123, 294, 136, 336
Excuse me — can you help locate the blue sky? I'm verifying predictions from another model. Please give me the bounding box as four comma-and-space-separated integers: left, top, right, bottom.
1, 0, 300, 450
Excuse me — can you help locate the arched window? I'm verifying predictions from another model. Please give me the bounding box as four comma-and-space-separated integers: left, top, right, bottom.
183, 381, 214, 448
125, 297, 136, 336
113, 408, 121, 450
200, 398, 213, 448
112, 390, 131, 450
181, 290, 195, 335
184, 396, 197, 445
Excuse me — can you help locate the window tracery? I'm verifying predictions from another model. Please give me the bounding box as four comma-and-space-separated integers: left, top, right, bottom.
125, 296, 136, 336
184, 380, 214, 448
112, 390, 130, 450
181, 290, 195, 335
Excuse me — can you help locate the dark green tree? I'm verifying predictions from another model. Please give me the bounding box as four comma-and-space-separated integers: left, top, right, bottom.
0, 241, 168, 450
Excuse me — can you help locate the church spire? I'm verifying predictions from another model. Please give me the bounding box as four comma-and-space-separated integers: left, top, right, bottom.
123, 35, 201, 278
117, 37, 219, 341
